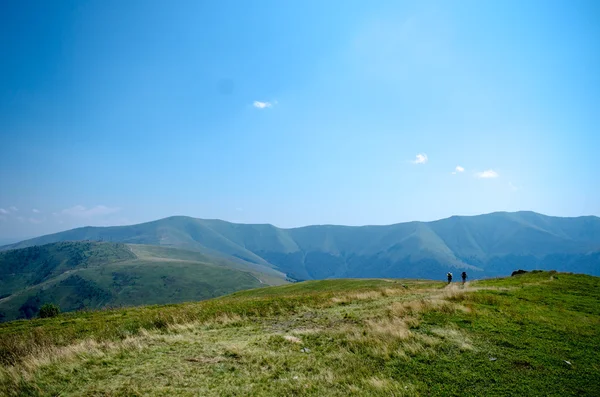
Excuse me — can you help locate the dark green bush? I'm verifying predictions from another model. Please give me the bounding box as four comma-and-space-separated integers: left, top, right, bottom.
39, 303, 60, 318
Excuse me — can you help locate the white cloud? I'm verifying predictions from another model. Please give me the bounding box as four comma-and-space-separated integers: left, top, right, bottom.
452, 165, 465, 175
32, 209, 41, 213
29, 217, 45, 224
9, 206, 18, 212
411, 153, 428, 164
60, 205, 121, 218
509, 182, 518, 191
253, 101, 273, 109
0, 208, 8, 215
475, 170, 499, 179
235, 207, 243, 212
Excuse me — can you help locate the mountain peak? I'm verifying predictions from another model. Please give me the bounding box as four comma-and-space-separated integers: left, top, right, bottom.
2, 211, 598, 280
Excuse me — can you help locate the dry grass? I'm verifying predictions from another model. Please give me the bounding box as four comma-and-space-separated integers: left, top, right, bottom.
331, 290, 381, 303
283, 335, 303, 344
365, 317, 412, 340
430, 327, 474, 351
330, 285, 412, 304
204, 312, 244, 327
367, 376, 395, 390
1, 336, 146, 389
391, 297, 457, 316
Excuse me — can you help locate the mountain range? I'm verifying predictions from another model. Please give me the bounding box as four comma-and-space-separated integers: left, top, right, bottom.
3, 211, 599, 281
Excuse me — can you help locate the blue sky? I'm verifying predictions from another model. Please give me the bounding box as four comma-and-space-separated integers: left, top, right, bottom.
1, 0, 599, 239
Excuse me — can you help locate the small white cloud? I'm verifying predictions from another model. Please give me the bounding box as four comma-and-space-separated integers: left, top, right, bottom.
509, 182, 518, 191
16, 216, 25, 222
60, 205, 121, 218
235, 207, 244, 212
411, 153, 428, 164
253, 101, 273, 109
29, 217, 45, 224
32, 209, 41, 213
0, 208, 8, 215
475, 170, 499, 179
452, 165, 465, 175
9, 206, 18, 212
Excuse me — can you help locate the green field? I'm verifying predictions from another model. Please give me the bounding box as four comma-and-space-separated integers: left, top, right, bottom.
1, 271, 598, 396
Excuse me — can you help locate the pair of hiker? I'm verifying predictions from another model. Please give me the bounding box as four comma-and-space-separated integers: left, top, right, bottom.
447, 272, 467, 283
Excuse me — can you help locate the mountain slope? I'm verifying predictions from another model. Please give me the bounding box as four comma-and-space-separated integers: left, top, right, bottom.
2, 212, 599, 280
0, 241, 285, 322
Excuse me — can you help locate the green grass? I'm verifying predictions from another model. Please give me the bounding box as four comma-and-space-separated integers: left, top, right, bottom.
1, 271, 598, 396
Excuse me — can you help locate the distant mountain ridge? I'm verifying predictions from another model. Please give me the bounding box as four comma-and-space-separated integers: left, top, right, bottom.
2, 211, 600, 279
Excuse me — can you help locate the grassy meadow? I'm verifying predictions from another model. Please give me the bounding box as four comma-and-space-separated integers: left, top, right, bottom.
0, 271, 598, 396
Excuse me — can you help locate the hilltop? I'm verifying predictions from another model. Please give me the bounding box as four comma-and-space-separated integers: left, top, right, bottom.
0, 271, 598, 395
3, 211, 599, 280
0, 241, 286, 322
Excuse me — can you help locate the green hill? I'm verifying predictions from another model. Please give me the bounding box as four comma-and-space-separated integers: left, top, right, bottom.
0, 241, 286, 322
3, 212, 599, 280
0, 271, 598, 395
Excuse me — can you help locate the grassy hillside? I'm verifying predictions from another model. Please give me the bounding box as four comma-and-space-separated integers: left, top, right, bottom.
0, 241, 135, 297
128, 244, 286, 286
2, 212, 599, 280
0, 242, 285, 322
0, 271, 598, 396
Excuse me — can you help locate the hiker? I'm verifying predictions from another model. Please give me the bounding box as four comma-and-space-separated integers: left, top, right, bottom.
462, 271, 467, 283
447, 272, 453, 283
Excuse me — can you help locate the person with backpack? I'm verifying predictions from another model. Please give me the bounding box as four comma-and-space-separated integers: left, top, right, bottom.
462, 271, 467, 284
447, 272, 453, 283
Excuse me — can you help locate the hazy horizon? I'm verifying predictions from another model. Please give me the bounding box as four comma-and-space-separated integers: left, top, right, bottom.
1, 0, 599, 239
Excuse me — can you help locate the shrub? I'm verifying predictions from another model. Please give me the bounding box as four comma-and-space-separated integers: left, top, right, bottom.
39, 303, 60, 318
